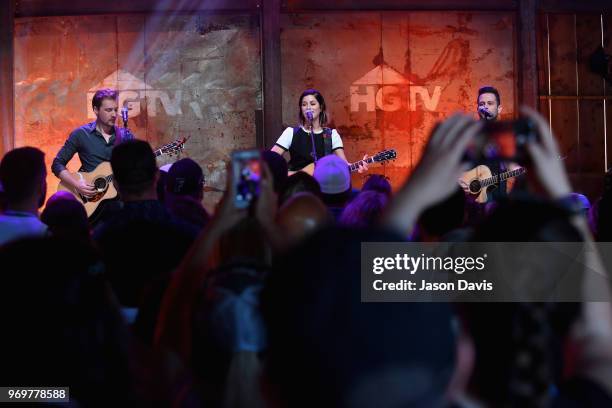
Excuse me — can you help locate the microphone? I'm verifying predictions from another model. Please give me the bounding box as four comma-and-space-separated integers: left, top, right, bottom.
478, 106, 491, 119
121, 106, 129, 127
305, 110, 314, 122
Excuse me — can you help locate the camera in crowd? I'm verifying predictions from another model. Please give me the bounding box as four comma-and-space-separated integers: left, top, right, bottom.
465, 118, 539, 165
231, 149, 262, 209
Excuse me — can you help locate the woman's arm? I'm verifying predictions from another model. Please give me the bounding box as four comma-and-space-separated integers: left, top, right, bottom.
333, 148, 348, 162
270, 145, 286, 156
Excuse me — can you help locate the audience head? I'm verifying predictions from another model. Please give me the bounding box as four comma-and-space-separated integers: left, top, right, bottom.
313, 155, 351, 206
41, 192, 89, 241
276, 192, 331, 245
111, 140, 158, 199
569, 192, 590, 216
0, 146, 47, 210
279, 172, 322, 206
0, 181, 5, 212
362, 174, 392, 198
166, 158, 205, 201
262, 150, 288, 194
416, 187, 466, 241
339, 190, 387, 228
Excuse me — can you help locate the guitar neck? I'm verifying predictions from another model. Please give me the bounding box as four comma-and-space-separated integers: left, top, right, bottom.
154, 138, 186, 157
482, 167, 525, 187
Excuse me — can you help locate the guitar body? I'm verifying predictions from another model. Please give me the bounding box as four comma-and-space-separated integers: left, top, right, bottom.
57, 161, 117, 217
290, 162, 315, 176
460, 165, 493, 204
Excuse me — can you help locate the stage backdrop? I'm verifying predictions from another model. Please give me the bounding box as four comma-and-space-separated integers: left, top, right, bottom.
14, 13, 262, 211
280, 12, 516, 189
14, 11, 516, 209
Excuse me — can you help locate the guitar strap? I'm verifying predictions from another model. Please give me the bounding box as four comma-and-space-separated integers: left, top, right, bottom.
322, 127, 333, 156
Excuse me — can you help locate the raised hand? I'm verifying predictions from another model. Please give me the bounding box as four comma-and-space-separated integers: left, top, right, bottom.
383, 114, 481, 235
520, 106, 572, 199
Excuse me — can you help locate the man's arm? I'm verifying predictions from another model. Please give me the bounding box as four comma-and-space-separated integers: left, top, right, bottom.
52, 131, 96, 197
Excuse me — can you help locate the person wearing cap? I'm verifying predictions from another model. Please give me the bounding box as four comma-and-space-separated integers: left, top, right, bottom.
270, 88, 368, 175
312, 154, 354, 221
164, 158, 210, 230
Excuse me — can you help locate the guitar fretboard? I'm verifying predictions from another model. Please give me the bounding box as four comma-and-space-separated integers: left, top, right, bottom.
154, 148, 170, 157
482, 167, 526, 187
348, 157, 378, 172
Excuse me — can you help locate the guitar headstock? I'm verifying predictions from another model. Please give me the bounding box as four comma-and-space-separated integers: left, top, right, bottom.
373, 149, 397, 163
159, 136, 191, 157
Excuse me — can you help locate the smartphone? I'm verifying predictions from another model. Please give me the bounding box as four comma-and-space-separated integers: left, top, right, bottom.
231, 149, 262, 209
464, 118, 538, 165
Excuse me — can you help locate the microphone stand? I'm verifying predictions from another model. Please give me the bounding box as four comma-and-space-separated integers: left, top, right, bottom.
308, 118, 318, 164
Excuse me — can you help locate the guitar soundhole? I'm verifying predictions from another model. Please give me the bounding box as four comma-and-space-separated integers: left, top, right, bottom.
469, 180, 481, 193
93, 178, 107, 192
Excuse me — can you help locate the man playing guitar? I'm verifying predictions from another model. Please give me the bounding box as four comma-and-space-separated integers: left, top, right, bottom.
459, 86, 523, 202
51, 88, 134, 221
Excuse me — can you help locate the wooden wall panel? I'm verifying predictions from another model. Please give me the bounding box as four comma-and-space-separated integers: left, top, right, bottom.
605, 13, 612, 96
518, 0, 538, 107
576, 14, 606, 181
550, 99, 578, 173
547, 14, 577, 96
538, 12, 610, 201
282, 0, 518, 11
579, 100, 606, 173
576, 14, 605, 96
538, 96, 550, 124
16, 0, 261, 17
536, 13, 550, 97
607, 98, 612, 172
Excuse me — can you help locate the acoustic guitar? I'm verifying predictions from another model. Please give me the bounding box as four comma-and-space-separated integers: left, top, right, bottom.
290, 149, 397, 176
459, 164, 526, 203
57, 137, 187, 217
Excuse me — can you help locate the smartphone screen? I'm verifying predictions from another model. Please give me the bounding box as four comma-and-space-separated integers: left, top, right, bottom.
232, 149, 262, 209
464, 119, 537, 165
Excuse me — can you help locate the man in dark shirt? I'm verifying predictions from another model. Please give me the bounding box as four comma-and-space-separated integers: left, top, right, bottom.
51, 88, 134, 199
93, 140, 198, 339
459, 86, 512, 203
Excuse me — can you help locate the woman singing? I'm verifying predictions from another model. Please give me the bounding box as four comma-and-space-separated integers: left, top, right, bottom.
271, 89, 367, 175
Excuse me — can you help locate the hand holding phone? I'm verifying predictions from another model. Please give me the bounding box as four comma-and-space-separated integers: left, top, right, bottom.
231, 149, 262, 209
464, 118, 538, 165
